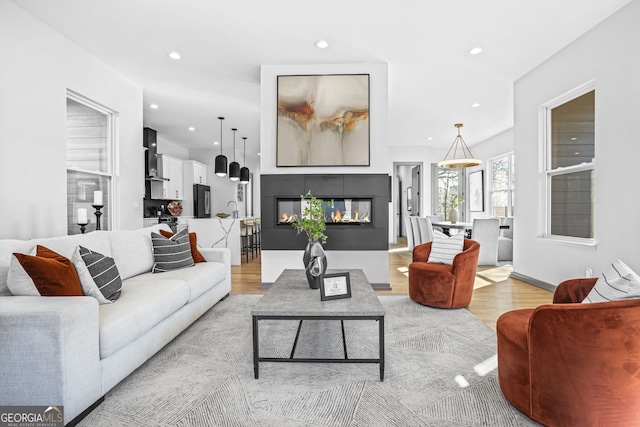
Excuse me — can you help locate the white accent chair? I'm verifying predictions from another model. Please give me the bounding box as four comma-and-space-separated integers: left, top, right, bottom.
427, 215, 444, 233
498, 217, 513, 261
472, 218, 500, 266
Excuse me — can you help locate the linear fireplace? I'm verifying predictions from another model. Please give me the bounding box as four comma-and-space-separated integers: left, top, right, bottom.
261, 174, 390, 251
277, 197, 373, 225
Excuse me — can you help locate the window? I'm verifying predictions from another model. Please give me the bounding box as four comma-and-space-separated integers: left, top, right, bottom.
489, 153, 514, 217
66, 92, 116, 234
431, 166, 463, 222
544, 85, 595, 240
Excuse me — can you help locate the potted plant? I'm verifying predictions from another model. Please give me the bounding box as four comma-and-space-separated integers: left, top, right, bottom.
291, 191, 328, 288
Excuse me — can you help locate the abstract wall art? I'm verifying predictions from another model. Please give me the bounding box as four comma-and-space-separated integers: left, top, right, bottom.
277, 74, 370, 167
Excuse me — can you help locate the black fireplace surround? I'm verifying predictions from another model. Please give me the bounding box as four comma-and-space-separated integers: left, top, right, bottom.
261, 174, 390, 251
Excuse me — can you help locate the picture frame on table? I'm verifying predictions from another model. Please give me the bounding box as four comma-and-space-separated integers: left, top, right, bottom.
469, 170, 484, 212
320, 272, 352, 301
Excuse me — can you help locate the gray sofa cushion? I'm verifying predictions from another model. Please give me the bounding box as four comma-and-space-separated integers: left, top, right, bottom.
98, 278, 189, 359
133, 262, 226, 303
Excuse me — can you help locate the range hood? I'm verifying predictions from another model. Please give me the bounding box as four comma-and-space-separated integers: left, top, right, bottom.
144, 127, 170, 181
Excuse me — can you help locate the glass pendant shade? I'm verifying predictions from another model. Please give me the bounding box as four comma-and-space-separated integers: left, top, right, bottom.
240, 136, 250, 184
215, 116, 227, 177
437, 123, 482, 169
229, 128, 240, 181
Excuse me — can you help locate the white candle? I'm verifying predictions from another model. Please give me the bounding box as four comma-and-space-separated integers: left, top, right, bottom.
78, 208, 88, 224
93, 190, 103, 206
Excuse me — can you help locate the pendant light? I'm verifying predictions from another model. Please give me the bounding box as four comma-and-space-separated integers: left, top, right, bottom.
240, 136, 250, 184
229, 128, 240, 181
214, 116, 227, 177
437, 123, 482, 168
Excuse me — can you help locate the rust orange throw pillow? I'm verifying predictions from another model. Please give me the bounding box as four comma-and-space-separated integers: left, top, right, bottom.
159, 230, 206, 263
13, 245, 84, 296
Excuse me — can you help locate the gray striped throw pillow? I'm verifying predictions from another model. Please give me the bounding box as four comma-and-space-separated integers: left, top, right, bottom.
151, 228, 195, 273
427, 233, 464, 265
79, 246, 122, 301
582, 259, 640, 303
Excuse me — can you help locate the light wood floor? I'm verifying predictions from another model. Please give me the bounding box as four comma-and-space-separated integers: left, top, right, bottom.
231, 240, 553, 330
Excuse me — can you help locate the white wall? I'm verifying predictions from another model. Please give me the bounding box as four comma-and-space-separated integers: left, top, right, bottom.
514, 0, 640, 286
157, 136, 189, 160
0, 2, 143, 239
465, 128, 514, 222
259, 63, 390, 284
260, 63, 390, 175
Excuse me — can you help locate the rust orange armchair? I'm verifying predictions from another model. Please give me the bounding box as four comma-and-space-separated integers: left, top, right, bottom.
497, 278, 640, 426
408, 239, 480, 308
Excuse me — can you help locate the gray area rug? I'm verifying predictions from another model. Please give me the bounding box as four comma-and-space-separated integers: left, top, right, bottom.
79, 295, 539, 426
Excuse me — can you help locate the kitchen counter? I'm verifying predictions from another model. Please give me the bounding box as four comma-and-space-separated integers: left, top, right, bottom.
185, 218, 241, 265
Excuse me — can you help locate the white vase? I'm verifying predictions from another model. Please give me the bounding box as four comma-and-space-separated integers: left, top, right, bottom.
448, 207, 459, 224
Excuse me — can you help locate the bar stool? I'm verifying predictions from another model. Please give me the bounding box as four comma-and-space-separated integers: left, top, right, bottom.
240, 219, 250, 263
244, 218, 256, 261
254, 217, 261, 255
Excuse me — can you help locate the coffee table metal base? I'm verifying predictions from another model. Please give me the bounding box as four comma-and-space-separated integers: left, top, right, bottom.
252, 314, 385, 381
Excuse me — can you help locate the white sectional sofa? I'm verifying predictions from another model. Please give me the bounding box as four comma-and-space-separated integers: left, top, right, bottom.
0, 224, 231, 425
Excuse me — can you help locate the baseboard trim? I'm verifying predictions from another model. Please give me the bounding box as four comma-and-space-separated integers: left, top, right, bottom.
66, 396, 104, 427
510, 272, 556, 293
259, 282, 392, 291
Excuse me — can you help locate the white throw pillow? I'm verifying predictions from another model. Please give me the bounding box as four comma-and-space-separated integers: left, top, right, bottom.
582, 259, 640, 303
427, 234, 465, 265
6, 246, 40, 296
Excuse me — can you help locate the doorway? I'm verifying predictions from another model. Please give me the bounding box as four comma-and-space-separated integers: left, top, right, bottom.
392, 162, 423, 244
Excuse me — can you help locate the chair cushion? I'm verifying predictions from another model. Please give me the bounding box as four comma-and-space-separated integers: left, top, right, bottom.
427, 233, 464, 265
582, 259, 640, 303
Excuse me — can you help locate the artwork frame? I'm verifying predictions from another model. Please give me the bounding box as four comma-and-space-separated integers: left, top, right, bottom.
469, 170, 484, 212
276, 74, 370, 167
320, 272, 352, 301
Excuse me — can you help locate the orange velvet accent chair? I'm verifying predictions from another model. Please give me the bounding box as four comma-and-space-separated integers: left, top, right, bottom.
408, 239, 480, 308
497, 278, 640, 426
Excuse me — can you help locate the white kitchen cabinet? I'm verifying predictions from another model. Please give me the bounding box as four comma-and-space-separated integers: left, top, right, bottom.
151, 154, 184, 200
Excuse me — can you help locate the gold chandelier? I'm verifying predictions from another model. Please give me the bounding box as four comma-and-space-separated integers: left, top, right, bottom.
437, 123, 482, 168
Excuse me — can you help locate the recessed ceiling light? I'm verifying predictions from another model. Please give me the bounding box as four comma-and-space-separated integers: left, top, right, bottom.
570, 137, 577, 141
427, 137, 433, 141
149, 104, 159, 109
168, 51, 181, 60
574, 152, 580, 155
469, 47, 483, 55
471, 102, 481, 108
188, 127, 195, 131
214, 141, 219, 145
258, 152, 261, 156
315, 40, 329, 49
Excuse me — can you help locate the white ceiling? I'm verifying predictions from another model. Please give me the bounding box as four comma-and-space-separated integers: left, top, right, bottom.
12, 0, 631, 162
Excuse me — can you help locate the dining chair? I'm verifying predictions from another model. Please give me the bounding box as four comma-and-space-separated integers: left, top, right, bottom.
427, 215, 444, 233
404, 217, 416, 251
498, 217, 513, 261
472, 218, 500, 265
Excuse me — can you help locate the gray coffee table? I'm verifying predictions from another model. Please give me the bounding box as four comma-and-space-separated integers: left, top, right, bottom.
252, 269, 386, 381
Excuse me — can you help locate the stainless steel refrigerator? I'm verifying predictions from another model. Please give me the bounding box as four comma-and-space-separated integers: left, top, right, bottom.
193, 184, 211, 218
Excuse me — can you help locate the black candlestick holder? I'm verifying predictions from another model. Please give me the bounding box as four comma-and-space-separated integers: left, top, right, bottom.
78, 223, 88, 234
92, 205, 104, 230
